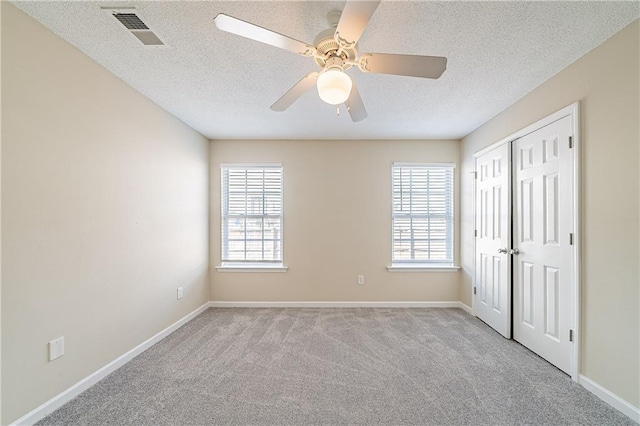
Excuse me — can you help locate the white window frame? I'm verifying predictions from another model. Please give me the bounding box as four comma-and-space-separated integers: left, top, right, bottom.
388, 162, 458, 272
216, 163, 287, 272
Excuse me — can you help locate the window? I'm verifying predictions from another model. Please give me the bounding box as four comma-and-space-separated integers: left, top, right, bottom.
221, 164, 283, 265
392, 163, 454, 266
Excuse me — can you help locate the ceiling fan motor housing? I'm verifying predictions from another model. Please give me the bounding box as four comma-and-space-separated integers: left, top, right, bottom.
313, 12, 357, 70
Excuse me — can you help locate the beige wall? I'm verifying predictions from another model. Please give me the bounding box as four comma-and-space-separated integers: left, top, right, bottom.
1, 4, 210, 423
460, 20, 639, 406
210, 139, 461, 302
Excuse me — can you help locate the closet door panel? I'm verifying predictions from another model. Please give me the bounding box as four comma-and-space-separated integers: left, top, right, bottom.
474, 143, 511, 338
512, 116, 574, 374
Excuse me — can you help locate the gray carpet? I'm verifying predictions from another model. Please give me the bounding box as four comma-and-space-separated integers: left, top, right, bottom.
38, 308, 633, 425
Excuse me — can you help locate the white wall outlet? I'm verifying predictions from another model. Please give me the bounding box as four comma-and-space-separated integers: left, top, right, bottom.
49, 337, 64, 362
177, 287, 183, 300
357, 275, 365, 285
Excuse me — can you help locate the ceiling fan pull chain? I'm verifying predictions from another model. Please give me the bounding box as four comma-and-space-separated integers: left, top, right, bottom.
337, 106, 340, 116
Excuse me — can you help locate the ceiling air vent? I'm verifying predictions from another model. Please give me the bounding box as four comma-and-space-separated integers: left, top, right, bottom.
113, 13, 148, 30
102, 7, 165, 46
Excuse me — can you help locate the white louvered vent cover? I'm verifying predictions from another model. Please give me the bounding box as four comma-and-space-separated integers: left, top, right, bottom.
102, 8, 165, 46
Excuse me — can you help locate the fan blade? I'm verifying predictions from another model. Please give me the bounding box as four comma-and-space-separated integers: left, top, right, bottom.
346, 83, 367, 122
358, 53, 447, 79
214, 14, 316, 57
270, 72, 319, 111
334, 1, 381, 49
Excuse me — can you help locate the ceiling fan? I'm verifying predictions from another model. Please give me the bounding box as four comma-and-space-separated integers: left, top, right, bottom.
214, 1, 447, 122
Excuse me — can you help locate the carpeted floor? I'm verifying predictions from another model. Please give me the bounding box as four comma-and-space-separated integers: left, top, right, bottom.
38, 308, 633, 425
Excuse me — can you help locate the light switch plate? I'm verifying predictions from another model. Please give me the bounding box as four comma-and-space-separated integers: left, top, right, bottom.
49, 337, 64, 361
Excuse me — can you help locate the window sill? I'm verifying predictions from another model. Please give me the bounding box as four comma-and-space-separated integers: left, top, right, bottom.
215, 264, 288, 273
386, 264, 460, 272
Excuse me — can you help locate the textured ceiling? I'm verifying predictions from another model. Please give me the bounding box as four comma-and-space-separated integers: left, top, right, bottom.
12, 1, 640, 140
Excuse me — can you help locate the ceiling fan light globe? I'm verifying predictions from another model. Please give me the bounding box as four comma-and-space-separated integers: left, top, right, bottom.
317, 69, 352, 105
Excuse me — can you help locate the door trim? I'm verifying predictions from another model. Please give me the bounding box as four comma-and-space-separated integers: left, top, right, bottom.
472, 102, 580, 382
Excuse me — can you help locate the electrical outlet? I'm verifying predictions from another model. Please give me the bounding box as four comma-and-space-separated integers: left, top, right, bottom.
357, 275, 365, 285
177, 287, 183, 300
49, 337, 64, 362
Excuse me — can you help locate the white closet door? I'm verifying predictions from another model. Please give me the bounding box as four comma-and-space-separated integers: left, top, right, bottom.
474, 143, 511, 338
512, 116, 574, 374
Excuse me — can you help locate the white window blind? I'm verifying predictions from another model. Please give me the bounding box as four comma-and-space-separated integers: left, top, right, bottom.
221, 165, 283, 263
392, 163, 454, 264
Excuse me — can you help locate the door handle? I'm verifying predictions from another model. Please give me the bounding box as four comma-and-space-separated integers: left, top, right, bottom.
498, 248, 508, 254
510, 248, 520, 255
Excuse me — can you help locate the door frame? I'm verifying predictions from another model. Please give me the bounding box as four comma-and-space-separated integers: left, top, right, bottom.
471, 102, 580, 381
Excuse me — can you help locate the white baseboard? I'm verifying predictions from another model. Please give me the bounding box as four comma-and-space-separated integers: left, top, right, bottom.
458, 302, 473, 315
11, 303, 210, 426
579, 375, 640, 423
208, 301, 472, 310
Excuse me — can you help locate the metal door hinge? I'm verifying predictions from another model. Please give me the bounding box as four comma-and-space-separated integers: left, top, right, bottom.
474, 229, 478, 237
473, 287, 477, 295
569, 233, 574, 245
569, 329, 574, 342
569, 136, 573, 149
472, 171, 477, 180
